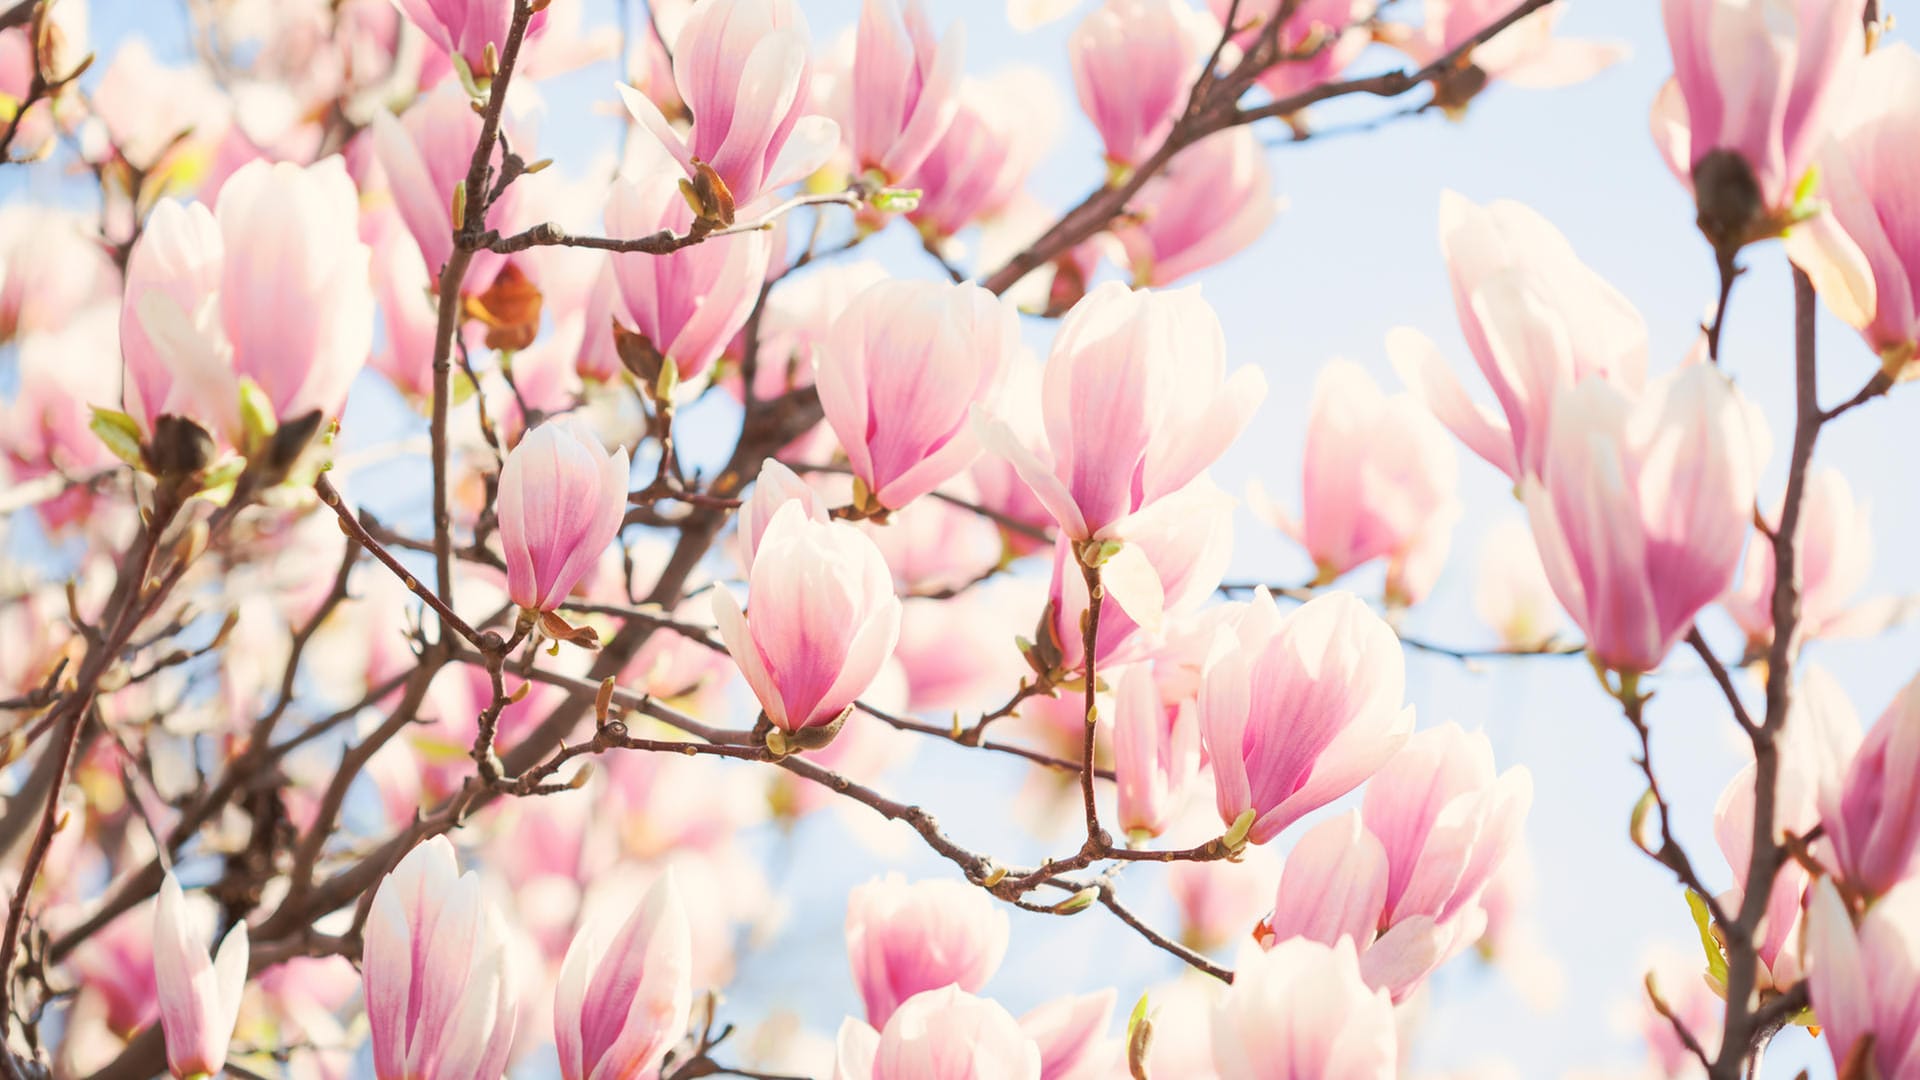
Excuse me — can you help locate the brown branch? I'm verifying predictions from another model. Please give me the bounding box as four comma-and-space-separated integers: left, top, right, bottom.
1711, 266, 1823, 1080
1687, 628, 1757, 734
316, 474, 485, 649
484, 189, 862, 255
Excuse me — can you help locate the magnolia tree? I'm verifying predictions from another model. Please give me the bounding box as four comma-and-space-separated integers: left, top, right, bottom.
0, 0, 1913, 1077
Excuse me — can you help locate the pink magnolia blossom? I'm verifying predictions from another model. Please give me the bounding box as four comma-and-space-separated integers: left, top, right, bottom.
908, 70, 1055, 241
1208, 0, 1371, 106
370, 80, 522, 287
365, 204, 443, 405
1251, 359, 1459, 602
497, 418, 631, 613
834, 986, 1041, 1080
1262, 811, 1390, 955
616, 0, 840, 214
1822, 672, 1920, 899
1046, 477, 1232, 673
736, 459, 830, 566
1723, 469, 1874, 654
1200, 589, 1414, 845
394, 0, 544, 80
966, 358, 1056, 556
849, 0, 964, 183
554, 874, 694, 1080
845, 874, 1009, 1029
1653, 0, 1864, 246
712, 502, 902, 736
1358, 724, 1530, 998
1116, 126, 1278, 287
0, 205, 116, 344
1785, 42, 1920, 377
605, 170, 774, 396
975, 281, 1265, 542
1113, 662, 1203, 841
1168, 835, 1283, 954
1523, 364, 1766, 674
1020, 990, 1118, 1080
1069, 0, 1214, 168
816, 280, 1019, 512
1392, 0, 1625, 102
1805, 876, 1920, 1079
1211, 939, 1396, 1080
363, 837, 519, 1080
1471, 517, 1564, 651
153, 874, 249, 1080
1392, 191, 1647, 483
119, 157, 374, 448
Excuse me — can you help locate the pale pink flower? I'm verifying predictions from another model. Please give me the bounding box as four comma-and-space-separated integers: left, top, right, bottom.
1523, 364, 1766, 674
364, 204, 443, 405
974, 281, 1265, 542
712, 502, 902, 735
1200, 590, 1414, 845
1070, 0, 1214, 168
554, 874, 694, 1080
1357, 724, 1530, 999
370, 80, 522, 287
0, 205, 116, 344
1113, 662, 1203, 841
834, 986, 1041, 1080
1167, 840, 1283, 954
1723, 469, 1873, 654
1391, 191, 1647, 483
1653, 0, 1864, 245
1021, 991, 1120, 1080
1262, 810, 1389, 954
496, 418, 631, 613
1250, 359, 1458, 601
153, 874, 249, 1080
1471, 518, 1564, 651
616, 0, 840, 214
1047, 476, 1232, 674
1208, 0, 1371, 106
1823, 672, 1920, 899
816, 280, 1019, 512
1211, 939, 1395, 1080
393, 0, 543, 79
363, 837, 518, 1080
966, 357, 1057, 556
1805, 876, 1920, 1079
849, 0, 964, 183
845, 874, 1009, 1029
1785, 42, 1920, 376
1117, 127, 1278, 287
119, 157, 374, 447
908, 69, 1056, 241
736, 459, 830, 566
605, 170, 774, 395
1394, 0, 1625, 99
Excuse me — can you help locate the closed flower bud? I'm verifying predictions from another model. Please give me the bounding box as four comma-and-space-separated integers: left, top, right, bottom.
816, 280, 1018, 513
497, 418, 631, 613
1522, 364, 1766, 674
1200, 590, 1413, 846
153, 874, 248, 1080
712, 502, 902, 735
845, 874, 1009, 1029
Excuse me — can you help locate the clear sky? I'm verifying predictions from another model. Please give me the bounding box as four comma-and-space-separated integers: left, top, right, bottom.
26, 1, 1920, 1077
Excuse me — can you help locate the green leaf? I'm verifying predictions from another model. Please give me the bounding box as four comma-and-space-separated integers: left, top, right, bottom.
1685, 889, 1729, 991
237, 376, 278, 452
88, 406, 145, 468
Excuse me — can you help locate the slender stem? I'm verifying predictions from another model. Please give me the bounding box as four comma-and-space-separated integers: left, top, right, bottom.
1712, 266, 1822, 1080
316, 474, 485, 649
1078, 558, 1107, 848
1704, 247, 1742, 364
